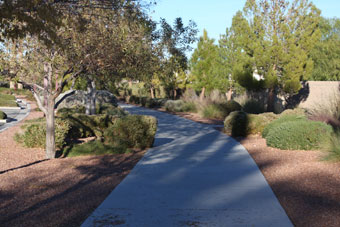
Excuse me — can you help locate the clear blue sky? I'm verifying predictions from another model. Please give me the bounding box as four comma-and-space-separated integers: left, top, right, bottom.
151, 0, 340, 49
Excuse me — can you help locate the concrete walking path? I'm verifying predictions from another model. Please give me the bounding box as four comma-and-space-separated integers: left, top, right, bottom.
82, 104, 292, 226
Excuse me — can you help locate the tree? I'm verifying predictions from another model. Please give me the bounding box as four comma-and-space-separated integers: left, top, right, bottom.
310, 17, 340, 81
229, 0, 321, 111
190, 29, 227, 101
157, 18, 198, 98
0, 0, 157, 158
0, 0, 155, 46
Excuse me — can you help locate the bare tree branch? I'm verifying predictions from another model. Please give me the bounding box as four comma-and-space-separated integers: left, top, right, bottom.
53, 67, 84, 99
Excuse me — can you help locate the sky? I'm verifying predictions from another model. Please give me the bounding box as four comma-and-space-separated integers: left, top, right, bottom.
151, 0, 340, 51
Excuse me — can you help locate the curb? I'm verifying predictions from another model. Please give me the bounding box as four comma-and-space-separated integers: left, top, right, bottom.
0, 106, 22, 110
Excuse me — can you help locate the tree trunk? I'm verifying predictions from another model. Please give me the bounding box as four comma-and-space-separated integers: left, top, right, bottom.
173, 89, 177, 99
226, 87, 232, 101
86, 79, 96, 115
199, 87, 206, 101
150, 87, 155, 99
267, 87, 275, 112
45, 96, 56, 159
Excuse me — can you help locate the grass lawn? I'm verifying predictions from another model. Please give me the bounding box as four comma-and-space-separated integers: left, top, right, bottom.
0, 93, 18, 107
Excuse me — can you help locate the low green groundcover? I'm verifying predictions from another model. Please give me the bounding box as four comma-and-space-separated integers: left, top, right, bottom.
64, 140, 131, 157
0, 93, 18, 107
265, 118, 332, 150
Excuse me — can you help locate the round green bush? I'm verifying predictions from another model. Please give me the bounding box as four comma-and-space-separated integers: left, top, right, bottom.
223, 100, 242, 114
0, 110, 7, 119
97, 104, 128, 117
224, 111, 278, 137
265, 120, 332, 150
224, 111, 248, 137
247, 112, 279, 135
164, 100, 185, 112
202, 100, 242, 119
104, 115, 157, 149
15, 118, 71, 148
57, 105, 85, 115
280, 108, 306, 116
242, 99, 265, 114
262, 114, 307, 138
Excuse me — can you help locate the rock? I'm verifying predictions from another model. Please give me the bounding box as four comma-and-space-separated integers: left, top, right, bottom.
56, 90, 118, 109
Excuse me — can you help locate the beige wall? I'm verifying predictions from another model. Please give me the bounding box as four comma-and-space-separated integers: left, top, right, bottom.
299, 81, 340, 109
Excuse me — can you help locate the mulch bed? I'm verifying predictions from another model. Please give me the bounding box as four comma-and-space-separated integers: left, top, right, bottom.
0, 101, 145, 227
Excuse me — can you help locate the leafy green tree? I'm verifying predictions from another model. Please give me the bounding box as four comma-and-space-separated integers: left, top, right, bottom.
157, 18, 198, 98
190, 29, 228, 100
310, 17, 340, 81
229, 0, 321, 111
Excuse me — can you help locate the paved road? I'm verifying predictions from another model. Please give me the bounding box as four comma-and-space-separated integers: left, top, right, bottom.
82, 104, 292, 227
0, 101, 30, 132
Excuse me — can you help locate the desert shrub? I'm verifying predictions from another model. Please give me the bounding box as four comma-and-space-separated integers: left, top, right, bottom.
0, 110, 7, 119
206, 89, 227, 103
242, 99, 265, 114
128, 95, 136, 104
309, 114, 340, 130
280, 108, 307, 117
15, 118, 71, 148
246, 112, 279, 135
104, 115, 157, 149
140, 97, 148, 106
152, 98, 167, 108
201, 100, 241, 119
322, 130, 340, 161
181, 88, 198, 103
224, 111, 278, 137
262, 114, 307, 138
97, 104, 128, 117
224, 111, 248, 137
308, 93, 340, 130
66, 114, 117, 138
223, 100, 242, 113
201, 103, 227, 119
64, 140, 131, 157
57, 105, 86, 115
265, 120, 332, 150
164, 100, 186, 112
182, 101, 197, 112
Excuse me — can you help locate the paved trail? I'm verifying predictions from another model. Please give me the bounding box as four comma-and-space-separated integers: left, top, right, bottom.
83, 104, 292, 226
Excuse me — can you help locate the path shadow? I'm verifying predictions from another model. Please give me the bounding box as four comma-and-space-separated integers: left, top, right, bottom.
5, 117, 18, 123
153, 138, 174, 147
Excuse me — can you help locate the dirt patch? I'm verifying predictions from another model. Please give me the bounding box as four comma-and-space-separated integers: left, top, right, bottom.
0, 101, 145, 227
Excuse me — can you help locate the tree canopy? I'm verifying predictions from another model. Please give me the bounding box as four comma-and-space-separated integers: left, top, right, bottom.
310, 17, 340, 81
